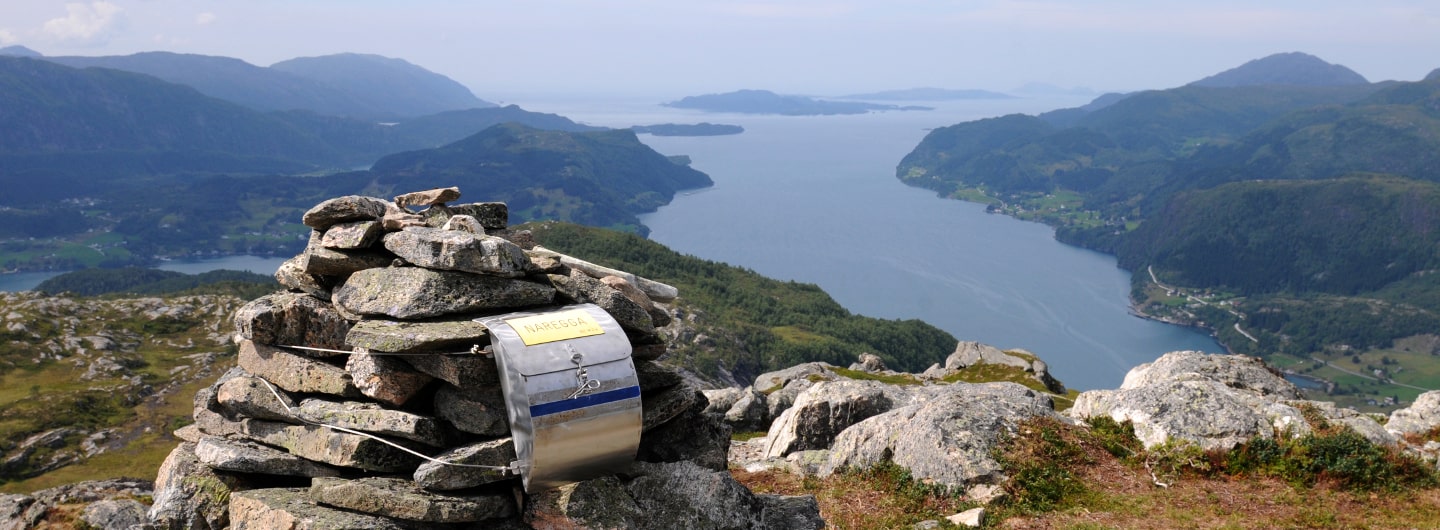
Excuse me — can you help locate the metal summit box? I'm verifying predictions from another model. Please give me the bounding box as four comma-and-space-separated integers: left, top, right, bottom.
478, 303, 642, 492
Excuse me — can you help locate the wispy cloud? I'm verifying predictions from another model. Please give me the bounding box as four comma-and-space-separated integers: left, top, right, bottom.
0, 29, 17, 46
196, 12, 217, 26
42, 1, 124, 45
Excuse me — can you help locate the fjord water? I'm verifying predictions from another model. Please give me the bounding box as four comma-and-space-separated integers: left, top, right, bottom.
521, 95, 1223, 390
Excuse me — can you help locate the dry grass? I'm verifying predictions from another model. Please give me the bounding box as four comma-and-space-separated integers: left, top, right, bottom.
731, 418, 1440, 529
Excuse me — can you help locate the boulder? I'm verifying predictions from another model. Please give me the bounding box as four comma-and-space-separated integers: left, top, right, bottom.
637, 396, 732, 472
300, 245, 393, 277
945, 341, 1031, 371
524, 475, 644, 529
309, 476, 515, 522
643, 381, 705, 432
319, 219, 384, 249
301, 195, 391, 230
1388, 390, 1440, 436
1068, 351, 1309, 451
216, 375, 297, 423
79, 499, 149, 530
233, 292, 352, 352
273, 256, 332, 299
382, 227, 531, 278
625, 460, 824, 530
334, 267, 554, 319
762, 380, 904, 459
148, 442, 247, 530
849, 353, 888, 372
549, 269, 654, 335
821, 382, 1063, 490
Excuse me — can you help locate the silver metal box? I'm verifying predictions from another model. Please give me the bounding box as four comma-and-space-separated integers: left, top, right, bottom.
478, 303, 642, 492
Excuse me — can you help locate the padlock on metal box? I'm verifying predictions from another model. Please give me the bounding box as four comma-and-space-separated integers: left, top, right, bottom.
478, 303, 642, 492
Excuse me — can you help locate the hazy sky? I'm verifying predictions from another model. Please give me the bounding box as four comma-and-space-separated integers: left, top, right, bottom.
3, 1, 1438, 99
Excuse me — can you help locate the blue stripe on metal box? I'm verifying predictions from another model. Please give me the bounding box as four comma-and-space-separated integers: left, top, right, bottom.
530, 385, 642, 418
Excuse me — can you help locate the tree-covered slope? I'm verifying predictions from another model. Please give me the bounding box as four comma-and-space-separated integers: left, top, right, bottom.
269, 53, 494, 119
528, 222, 958, 382
370, 123, 713, 233
1188, 51, 1370, 87
1118, 176, 1440, 295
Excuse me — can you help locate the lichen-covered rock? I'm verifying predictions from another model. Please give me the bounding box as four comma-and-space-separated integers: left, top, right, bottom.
425, 202, 509, 229
79, 499, 149, 530
319, 219, 384, 249
346, 349, 433, 407
820, 382, 1062, 490
403, 351, 500, 387
216, 375, 297, 423
549, 269, 654, 335
296, 398, 450, 447
0, 493, 45, 530
334, 267, 554, 319
945, 341, 1031, 371
1388, 390, 1440, 436
300, 244, 393, 277
637, 396, 731, 471
301, 195, 391, 230
524, 475, 643, 529
643, 381, 704, 432
762, 380, 903, 459
625, 460, 793, 530
413, 438, 517, 491
382, 227, 531, 278
148, 442, 247, 530
849, 353, 888, 373
725, 387, 770, 432
345, 317, 489, 353
229, 488, 408, 530
1067, 351, 1307, 451
195, 436, 341, 477
273, 255, 332, 299
433, 384, 509, 437
233, 292, 352, 352
309, 476, 515, 522
757, 494, 826, 530
242, 420, 421, 473
236, 341, 361, 398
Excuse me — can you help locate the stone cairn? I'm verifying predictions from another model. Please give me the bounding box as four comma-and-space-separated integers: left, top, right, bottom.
145, 188, 824, 529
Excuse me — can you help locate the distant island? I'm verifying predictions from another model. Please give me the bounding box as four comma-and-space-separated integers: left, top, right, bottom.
662, 89, 931, 116
839, 87, 1016, 101
630, 123, 744, 136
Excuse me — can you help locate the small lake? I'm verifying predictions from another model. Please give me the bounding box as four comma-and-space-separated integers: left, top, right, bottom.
0, 255, 288, 293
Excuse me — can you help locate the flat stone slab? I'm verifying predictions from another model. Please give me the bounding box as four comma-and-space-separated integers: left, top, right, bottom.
320, 219, 384, 249
309, 476, 515, 522
194, 436, 340, 477
433, 385, 509, 437
333, 267, 555, 320
346, 350, 433, 407
403, 352, 500, 388
301, 195, 391, 230
229, 488, 409, 530
413, 438, 516, 491
237, 341, 361, 398
296, 398, 449, 447
345, 317, 489, 353
244, 420, 421, 473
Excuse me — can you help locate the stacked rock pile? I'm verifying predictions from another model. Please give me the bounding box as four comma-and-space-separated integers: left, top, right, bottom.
145, 188, 824, 529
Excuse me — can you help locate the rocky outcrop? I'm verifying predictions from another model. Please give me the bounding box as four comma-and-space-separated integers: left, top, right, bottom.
1068, 351, 1395, 450
140, 189, 822, 529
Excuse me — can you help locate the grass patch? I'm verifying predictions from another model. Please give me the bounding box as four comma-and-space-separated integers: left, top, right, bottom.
828, 366, 922, 386
732, 431, 767, 442
733, 462, 974, 529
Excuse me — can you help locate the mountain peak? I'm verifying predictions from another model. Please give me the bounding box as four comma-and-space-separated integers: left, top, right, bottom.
0, 45, 42, 58
1188, 52, 1369, 88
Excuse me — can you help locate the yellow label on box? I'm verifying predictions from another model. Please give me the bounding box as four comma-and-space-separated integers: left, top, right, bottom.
506, 309, 605, 346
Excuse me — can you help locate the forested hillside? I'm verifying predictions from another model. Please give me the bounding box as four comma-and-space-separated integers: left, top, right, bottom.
896, 53, 1440, 405
528, 222, 957, 381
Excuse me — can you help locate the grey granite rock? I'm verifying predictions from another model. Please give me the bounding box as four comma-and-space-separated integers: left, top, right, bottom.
433, 384, 509, 437
301, 195, 391, 230
80, 499, 149, 530
382, 227, 531, 278
345, 317, 489, 353
194, 436, 341, 477
273, 255, 332, 299
413, 438, 517, 491
763, 380, 903, 459
243, 420, 422, 473
228, 488, 408, 530
309, 476, 515, 522
524, 475, 642, 529
549, 269, 655, 335
637, 395, 731, 471
821, 382, 1063, 490
320, 219, 384, 249
1388, 390, 1440, 436
148, 442, 246, 530
233, 292, 352, 353
334, 267, 554, 319
404, 351, 501, 387
296, 398, 450, 447
236, 340, 360, 398
346, 349, 434, 407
